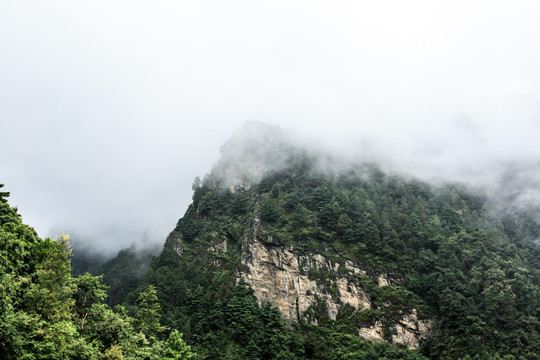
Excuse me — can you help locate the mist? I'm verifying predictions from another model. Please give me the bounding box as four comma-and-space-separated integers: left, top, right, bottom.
1, 1, 540, 255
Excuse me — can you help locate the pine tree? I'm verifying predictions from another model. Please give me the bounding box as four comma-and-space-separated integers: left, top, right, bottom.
161, 330, 196, 359
136, 285, 166, 339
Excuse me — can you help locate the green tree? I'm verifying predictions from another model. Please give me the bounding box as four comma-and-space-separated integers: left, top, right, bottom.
23, 235, 76, 323
0, 186, 186, 359
261, 199, 281, 223
232, 193, 250, 216
161, 330, 196, 359
73, 273, 108, 333
137, 285, 166, 339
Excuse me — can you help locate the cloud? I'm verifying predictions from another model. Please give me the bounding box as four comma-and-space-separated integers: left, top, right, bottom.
1, 1, 540, 254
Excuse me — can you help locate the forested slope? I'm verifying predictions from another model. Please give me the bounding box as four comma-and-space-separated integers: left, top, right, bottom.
134, 124, 540, 359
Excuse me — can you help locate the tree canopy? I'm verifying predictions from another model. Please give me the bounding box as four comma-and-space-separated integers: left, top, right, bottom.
0, 184, 196, 360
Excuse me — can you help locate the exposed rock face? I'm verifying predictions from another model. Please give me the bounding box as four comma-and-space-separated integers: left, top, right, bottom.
357, 311, 430, 349
238, 235, 370, 321
234, 218, 431, 349
229, 182, 251, 194
166, 231, 184, 256
238, 235, 370, 320
391, 311, 432, 349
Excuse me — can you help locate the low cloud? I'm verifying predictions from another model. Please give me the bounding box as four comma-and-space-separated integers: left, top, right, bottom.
1, 1, 540, 254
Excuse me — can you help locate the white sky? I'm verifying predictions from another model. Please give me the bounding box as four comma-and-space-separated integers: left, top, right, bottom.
1, 1, 540, 253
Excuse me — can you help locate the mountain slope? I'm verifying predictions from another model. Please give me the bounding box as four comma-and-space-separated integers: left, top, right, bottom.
140, 123, 540, 359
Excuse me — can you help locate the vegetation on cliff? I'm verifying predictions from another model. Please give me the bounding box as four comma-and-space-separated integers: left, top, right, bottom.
131, 125, 540, 359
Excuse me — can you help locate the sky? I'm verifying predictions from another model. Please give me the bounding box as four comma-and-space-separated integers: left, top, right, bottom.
1, 1, 540, 255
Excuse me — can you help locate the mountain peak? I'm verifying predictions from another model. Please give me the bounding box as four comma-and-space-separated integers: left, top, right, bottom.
210, 121, 298, 187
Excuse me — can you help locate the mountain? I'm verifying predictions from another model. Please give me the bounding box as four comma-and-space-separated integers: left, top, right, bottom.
132, 122, 540, 359
71, 244, 160, 307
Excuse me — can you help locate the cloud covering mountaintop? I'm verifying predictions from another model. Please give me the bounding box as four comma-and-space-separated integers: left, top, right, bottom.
1, 1, 540, 254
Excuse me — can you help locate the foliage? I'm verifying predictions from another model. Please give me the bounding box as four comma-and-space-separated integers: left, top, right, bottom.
134, 149, 540, 359
161, 330, 196, 359
5, 128, 540, 359
0, 184, 196, 360
136, 285, 166, 339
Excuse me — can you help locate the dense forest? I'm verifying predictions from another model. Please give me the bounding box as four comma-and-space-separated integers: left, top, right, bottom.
3, 125, 540, 359
0, 184, 196, 359
94, 123, 537, 359
128, 144, 539, 359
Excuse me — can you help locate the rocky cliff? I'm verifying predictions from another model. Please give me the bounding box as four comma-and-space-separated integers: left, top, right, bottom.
169, 218, 431, 349
238, 241, 430, 348
201, 208, 432, 349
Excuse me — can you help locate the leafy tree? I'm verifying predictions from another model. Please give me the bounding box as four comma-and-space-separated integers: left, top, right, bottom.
0, 185, 196, 360
136, 285, 166, 339
161, 330, 196, 359
232, 193, 250, 216
73, 273, 108, 333
261, 199, 281, 223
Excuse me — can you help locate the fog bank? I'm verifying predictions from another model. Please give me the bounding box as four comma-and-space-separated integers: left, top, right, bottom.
1, 1, 539, 254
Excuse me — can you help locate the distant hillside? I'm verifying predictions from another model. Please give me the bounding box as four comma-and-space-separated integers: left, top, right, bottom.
71, 242, 160, 307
